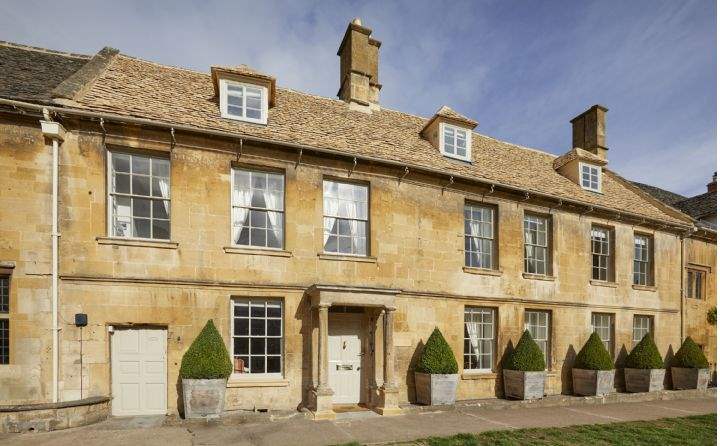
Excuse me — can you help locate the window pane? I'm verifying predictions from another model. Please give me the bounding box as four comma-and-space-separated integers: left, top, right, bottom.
133, 218, 151, 238
0, 278, 8, 314
0, 319, 8, 364
132, 156, 150, 175
112, 153, 130, 173
233, 300, 283, 375
114, 173, 130, 194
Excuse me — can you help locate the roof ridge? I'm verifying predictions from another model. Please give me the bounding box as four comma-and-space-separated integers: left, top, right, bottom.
0, 40, 90, 59
116, 53, 210, 76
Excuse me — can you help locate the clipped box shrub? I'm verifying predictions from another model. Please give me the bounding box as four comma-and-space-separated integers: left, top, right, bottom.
415, 327, 458, 374
574, 332, 614, 370
625, 333, 663, 370
180, 320, 233, 380
672, 337, 709, 369
503, 330, 546, 372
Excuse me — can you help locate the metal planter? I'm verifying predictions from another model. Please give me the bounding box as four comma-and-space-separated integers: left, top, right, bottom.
572, 368, 615, 396
671, 367, 709, 390
182, 378, 227, 418
624, 368, 665, 392
503, 369, 546, 400
414, 372, 459, 405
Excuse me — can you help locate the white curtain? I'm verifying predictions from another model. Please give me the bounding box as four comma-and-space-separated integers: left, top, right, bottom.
232, 188, 252, 244
263, 188, 282, 244
465, 322, 481, 364
469, 220, 481, 262
323, 198, 339, 247
158, 177, 170, 215
342, 199, 358, 253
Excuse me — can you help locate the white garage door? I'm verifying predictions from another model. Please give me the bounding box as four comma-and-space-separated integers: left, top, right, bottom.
111, 328, 167, 416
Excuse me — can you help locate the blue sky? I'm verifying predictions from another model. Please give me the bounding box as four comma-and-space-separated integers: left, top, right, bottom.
2, 0, 716, 195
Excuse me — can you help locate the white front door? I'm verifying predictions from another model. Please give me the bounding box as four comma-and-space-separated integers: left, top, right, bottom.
328, 313, 363, 405
111, 328, 167, 416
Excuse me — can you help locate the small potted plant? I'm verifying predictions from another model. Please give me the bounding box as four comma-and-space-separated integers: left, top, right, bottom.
414, 328, 459, 405
180, 320, 233, 418
671, 337, 710, 390
624, 333, 665, 392
502, 330, 546, 400
572, 332, 615, 396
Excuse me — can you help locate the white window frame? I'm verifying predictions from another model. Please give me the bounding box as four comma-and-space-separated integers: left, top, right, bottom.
229, 298, 284, 380
633, 234, 652, 286
322, 180, 369, 256
524, 214, 550, 276
440, 123, 472, 162
230, 167, 285, 250
632, 315, 653, 347
524, 310, 551, 369
591, 226, 611, 281
106, 151, 171, 241
591, 313, 614, 356
463, 307, 495, 373
579, 162, 601, 193
464, 203, 495, 269
219, 79, 268, 125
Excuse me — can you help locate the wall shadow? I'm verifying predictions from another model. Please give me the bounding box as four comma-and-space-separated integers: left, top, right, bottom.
296, 292, 313, 411
614, 344, 629, 391
663, 345, 676, 389
495, 340, 515, 398
561, 345, 577, 395
175, 374, 184, 418
406, 340, 424, 403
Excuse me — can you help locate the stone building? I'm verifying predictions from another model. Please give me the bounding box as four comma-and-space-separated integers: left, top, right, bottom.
0, 19, 716, 420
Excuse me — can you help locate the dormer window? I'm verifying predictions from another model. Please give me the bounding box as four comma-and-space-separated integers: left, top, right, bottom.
441, 123, 471, 161
580, 162, 601, 192
220, 79, 267, 124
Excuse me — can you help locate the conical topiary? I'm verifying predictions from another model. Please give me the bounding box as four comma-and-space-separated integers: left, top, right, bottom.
503, 330, 546, 372
415, 328, 459, 374
180, 320, 233, 379
625, 333, 664, 369
671, 337, 709, 369
574, 332, 614, 370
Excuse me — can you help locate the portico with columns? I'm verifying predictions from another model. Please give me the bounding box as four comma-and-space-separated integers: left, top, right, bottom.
306, 284, 403, 420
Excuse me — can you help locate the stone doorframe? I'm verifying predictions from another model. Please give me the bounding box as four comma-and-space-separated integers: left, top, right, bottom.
306, 284, 403, 420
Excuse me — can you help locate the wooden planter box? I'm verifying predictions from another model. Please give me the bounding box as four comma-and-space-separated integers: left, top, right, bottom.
671, 367, 709, 390
624, 368, 665, 393
572, 369, 615, 396
503, 370, 546, 400
414, 373, 459, 405
182, 378, 227, 418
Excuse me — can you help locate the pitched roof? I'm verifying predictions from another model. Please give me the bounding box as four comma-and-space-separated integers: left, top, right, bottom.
632, 182, 687, 206
0, 43, 694, 227
633, 181, 716, 230
0, 41, 90, 102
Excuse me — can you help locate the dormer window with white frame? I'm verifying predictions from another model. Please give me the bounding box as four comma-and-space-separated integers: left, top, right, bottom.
579, 162, 601, 193
220, 79, 268, 124
441, 123, 471, 161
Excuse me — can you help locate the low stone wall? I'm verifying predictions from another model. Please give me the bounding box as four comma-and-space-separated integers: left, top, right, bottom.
0, 396, 111, 433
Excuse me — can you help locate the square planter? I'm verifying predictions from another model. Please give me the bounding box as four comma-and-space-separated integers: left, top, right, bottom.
671, 367, 709, 390
624, 368, 665, 393
503, 370, 546, 400
572, 368, 615, 396
414, 372, 458, 405
182, 378, 227, 418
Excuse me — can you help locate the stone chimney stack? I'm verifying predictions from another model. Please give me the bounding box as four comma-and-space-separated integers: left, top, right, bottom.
708, 172, 717, 193
570, 105, 609, 160
337, 18, 382, 109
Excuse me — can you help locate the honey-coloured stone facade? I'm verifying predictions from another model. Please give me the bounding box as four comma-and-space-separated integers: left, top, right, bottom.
0, 114, 715, 415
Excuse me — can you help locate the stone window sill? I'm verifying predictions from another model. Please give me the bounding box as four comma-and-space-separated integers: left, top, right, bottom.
463, 267, 502, 277
590, 280, 618, 288
223, 246, 292, 257
317, 253, 378, 263
632, 284, 658, 292
522, 273, 556, 281
96, 236, 179, 249
227, 378, 289, 388
461, 372, 497, 380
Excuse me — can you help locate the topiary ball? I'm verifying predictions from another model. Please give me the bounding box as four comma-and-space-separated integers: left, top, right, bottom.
671, 336, 709, 369
180, 319, 233, 380
574, 332, 614, 370
415, 327, 459, 374
625, 333, 664, 369
503, 330, 546, 372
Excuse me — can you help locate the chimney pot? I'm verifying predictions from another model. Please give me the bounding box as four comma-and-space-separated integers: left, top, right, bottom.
570, 104, 609, 160
337, 19, 382, 108
708, 172, 717, 193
